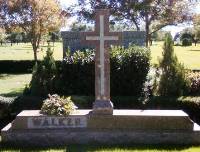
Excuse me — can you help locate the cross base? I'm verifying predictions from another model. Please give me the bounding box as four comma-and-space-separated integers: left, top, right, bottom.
92, 100, 113, 115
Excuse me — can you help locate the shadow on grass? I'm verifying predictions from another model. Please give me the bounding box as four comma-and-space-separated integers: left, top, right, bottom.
0, 74, 28, 79
0, 90, 23, 97
189, 49, 200, 52
0, 143, 197, 152
67, 144, 198, 152
0, 74, 10, 79
11, 48, 29, 51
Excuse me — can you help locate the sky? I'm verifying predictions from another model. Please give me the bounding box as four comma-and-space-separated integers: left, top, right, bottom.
59, 0, 200, 37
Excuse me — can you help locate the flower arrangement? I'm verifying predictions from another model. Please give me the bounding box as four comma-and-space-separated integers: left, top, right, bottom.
40, 94, 77, 116
187, 71, 200, 95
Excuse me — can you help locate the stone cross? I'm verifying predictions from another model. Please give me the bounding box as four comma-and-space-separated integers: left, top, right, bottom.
82, 9, 122, 115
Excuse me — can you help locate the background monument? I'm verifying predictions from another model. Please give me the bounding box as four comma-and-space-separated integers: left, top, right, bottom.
61, 28, 145, 58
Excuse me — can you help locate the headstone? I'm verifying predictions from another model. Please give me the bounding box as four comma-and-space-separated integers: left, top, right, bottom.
2, 110, 200, 146
61, 31, 145, 55
81, 9, 122, 115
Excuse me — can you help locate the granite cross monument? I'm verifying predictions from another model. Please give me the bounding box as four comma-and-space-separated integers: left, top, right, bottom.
2, 9, 200, 147
82, 9, 122, 115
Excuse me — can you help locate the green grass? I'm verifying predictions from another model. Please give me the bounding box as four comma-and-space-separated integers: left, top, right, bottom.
0, 42, 63, 61
1, 145, 200, 152
0, 41, 200, 69
150, 41, 200, 69
1, 42, 200, 151
0, 74, 32, 97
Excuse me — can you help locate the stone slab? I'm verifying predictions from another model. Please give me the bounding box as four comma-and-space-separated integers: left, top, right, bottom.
12, 110, 90, 129
10, 110, 193, 131
2, 110, 199, 146
2, 123, 200, 146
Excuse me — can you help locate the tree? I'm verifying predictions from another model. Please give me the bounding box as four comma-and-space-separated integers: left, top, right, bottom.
193, 15, 200, 46
71, 0, 191, 47
28, 44, 57, 96
1, 0, 63, 61
0, 27, 6, 45
158, 34, 189, 96
70, 21, 93, 31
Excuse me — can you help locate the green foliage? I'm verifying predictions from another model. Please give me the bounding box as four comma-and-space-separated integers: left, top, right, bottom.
28, 45, 57, 96
0, 96, 15, 119
41, 94, 76, 116
182, 38, 192, 46
57, 50, 95, 96
187, 71, 200, 95
158, 34, 189, 96
0, 60, 62, 74
110, 45, 150, 96
57, 45, 150, 96
181, 32, 193, 46
151, 31, 170, 41
0, 60, 35, 73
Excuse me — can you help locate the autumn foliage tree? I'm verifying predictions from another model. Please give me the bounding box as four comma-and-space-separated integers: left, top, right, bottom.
1, 0, 63, 61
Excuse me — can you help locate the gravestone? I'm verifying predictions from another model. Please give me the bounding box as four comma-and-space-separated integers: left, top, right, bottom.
81, 9, 122, 115
61, 31, 145, 54
2, 9, 200, 146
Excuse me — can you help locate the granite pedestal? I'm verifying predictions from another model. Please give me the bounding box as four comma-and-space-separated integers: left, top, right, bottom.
2, 110, 200, 146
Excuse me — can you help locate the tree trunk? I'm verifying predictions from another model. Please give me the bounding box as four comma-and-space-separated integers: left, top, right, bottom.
145, 14, 150, 47
31, 41, 38, 62
33, 49, 38, 62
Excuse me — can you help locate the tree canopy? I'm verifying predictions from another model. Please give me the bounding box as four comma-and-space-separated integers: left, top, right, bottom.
193, 14, 200, 45
70, 0, 192, 46
0, 0, 63, 61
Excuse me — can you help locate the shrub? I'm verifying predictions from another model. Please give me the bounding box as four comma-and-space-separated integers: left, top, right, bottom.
158, 34, 190, 96
0, 96, 15, 119
179, 96, 200, 123
110, 45, 150, 96
56, 50, 95, 96
0, 60, 62, 74
145, 96, 200, 123
187, 71, 200, 95
0, 60, 35, 73
182, 38, 192, 46
41, 94, 77, 116
27, 45, 57, 96
25, 45, 150, 97
57, 45, 150, 96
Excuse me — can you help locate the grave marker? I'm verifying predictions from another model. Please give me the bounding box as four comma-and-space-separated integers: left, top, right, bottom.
82, 9, 122, 114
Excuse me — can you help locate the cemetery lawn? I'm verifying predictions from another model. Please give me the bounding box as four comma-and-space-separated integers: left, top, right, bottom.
0, 41, 200, 69
1, 145, 200, 152
0, 42, 63, 61
150, 41, 200, 69
0, 74, 32, 97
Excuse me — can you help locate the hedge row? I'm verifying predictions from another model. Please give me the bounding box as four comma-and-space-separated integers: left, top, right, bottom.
27, 45, 151, 96
0, 60, 62, 73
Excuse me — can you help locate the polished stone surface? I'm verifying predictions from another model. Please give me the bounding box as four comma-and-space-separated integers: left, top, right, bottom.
2, 110, 200, 146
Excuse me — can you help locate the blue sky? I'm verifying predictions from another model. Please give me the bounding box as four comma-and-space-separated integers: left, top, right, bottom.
59, 0, 200, 37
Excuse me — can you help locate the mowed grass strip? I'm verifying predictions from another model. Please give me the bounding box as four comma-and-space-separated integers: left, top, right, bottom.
150, 41, 200, 69
0, 41, 200, 69
0, 74, 32, 97
1, 145, 200, 152
0, 42, 63, 61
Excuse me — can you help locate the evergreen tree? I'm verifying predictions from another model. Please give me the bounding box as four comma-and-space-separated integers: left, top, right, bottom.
28, 44, 57, 96
158, 34, 189, 96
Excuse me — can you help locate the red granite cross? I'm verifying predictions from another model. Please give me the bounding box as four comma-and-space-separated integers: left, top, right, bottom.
82, 9, 122, 114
